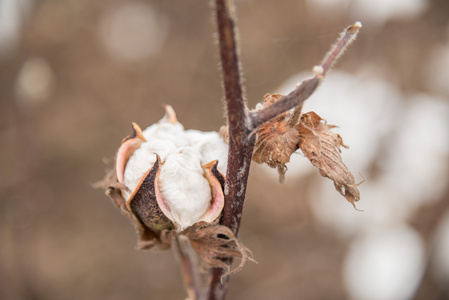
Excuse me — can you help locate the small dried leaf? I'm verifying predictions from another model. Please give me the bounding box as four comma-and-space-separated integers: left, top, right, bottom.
252, 94, 301, 174
183, 222, 255, 280
297, 111, 362, 210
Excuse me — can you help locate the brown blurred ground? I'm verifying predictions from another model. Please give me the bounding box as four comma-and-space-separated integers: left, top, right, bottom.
1, 0, 448, 299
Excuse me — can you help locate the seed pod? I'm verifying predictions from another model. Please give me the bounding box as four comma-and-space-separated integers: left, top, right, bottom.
126, 154, 175, 232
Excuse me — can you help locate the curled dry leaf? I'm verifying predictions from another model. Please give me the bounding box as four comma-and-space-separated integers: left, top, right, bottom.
252, 94, 302, 182
250, 93, 362, 208
181, 222, 255, 280
297, 112, 362, 210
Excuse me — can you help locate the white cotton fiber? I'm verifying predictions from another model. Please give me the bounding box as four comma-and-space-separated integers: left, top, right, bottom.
185, 129, 228, 175
159, 149, 212, 230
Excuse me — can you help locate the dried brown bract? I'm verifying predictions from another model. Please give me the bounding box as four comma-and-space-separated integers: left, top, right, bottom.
297, 112, 363, 210
182, 222, 254, 279
251, 94, 362, 209
252, 93, 302, 182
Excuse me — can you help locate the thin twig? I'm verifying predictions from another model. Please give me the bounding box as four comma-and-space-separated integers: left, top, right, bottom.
174, 235, 205, 300
320, 22, 362, 76
249, 77, 321, 129
249, 22, 362, 129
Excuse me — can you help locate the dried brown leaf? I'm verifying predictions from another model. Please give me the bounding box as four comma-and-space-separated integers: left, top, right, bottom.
183, 222, 255, 280
252, 94, 301, 176
297, 111, 362, 210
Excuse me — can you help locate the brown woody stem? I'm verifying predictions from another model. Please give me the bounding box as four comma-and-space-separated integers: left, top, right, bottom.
208, 0, 255, 299
249, 77, 321, 129
214, 0, 251, 236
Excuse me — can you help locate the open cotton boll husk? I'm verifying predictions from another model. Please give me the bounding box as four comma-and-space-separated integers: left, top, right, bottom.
122, 118, 228, 230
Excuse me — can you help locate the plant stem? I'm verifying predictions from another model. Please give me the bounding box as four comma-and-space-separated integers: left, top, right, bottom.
249, 77, 321, 129
215, 0, 250, 239
208, 0, 254, 299
174, 235, 205, 300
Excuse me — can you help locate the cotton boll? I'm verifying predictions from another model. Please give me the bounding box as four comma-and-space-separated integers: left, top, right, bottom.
159, 148, 212, 230
343, 225, 425, 300
122, 119, 227, 229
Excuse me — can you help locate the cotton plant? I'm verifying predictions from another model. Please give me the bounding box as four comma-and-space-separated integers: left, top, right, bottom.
98, 1, 363, 299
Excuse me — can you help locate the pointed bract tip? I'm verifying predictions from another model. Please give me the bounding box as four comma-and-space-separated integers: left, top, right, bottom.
131, 122, 147, 142
163, 104, 178, 124
201, 160, 225, 224
202, 160, 219, 171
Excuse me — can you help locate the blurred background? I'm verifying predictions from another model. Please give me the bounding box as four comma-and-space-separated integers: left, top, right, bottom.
1, 0, 448, 299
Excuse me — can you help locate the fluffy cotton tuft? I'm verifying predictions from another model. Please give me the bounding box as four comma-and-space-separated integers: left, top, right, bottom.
123, 118, 228, 230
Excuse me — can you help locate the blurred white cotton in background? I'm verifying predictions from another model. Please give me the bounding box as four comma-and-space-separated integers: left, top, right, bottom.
343, 225, 425, 300
349, 0, 427, 27
309, 178, 409, 238
306, 0, 427, 28
98, 2, 168, 64
380, 94, 449, 207
305, 0, 350, 18
0, 0, 33, 60
15, 57, 55, 108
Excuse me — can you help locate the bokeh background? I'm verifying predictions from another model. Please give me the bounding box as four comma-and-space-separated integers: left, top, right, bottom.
1, 0, 449, 299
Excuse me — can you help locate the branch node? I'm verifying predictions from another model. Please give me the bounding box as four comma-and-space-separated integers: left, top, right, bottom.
313, 65, 324, 78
